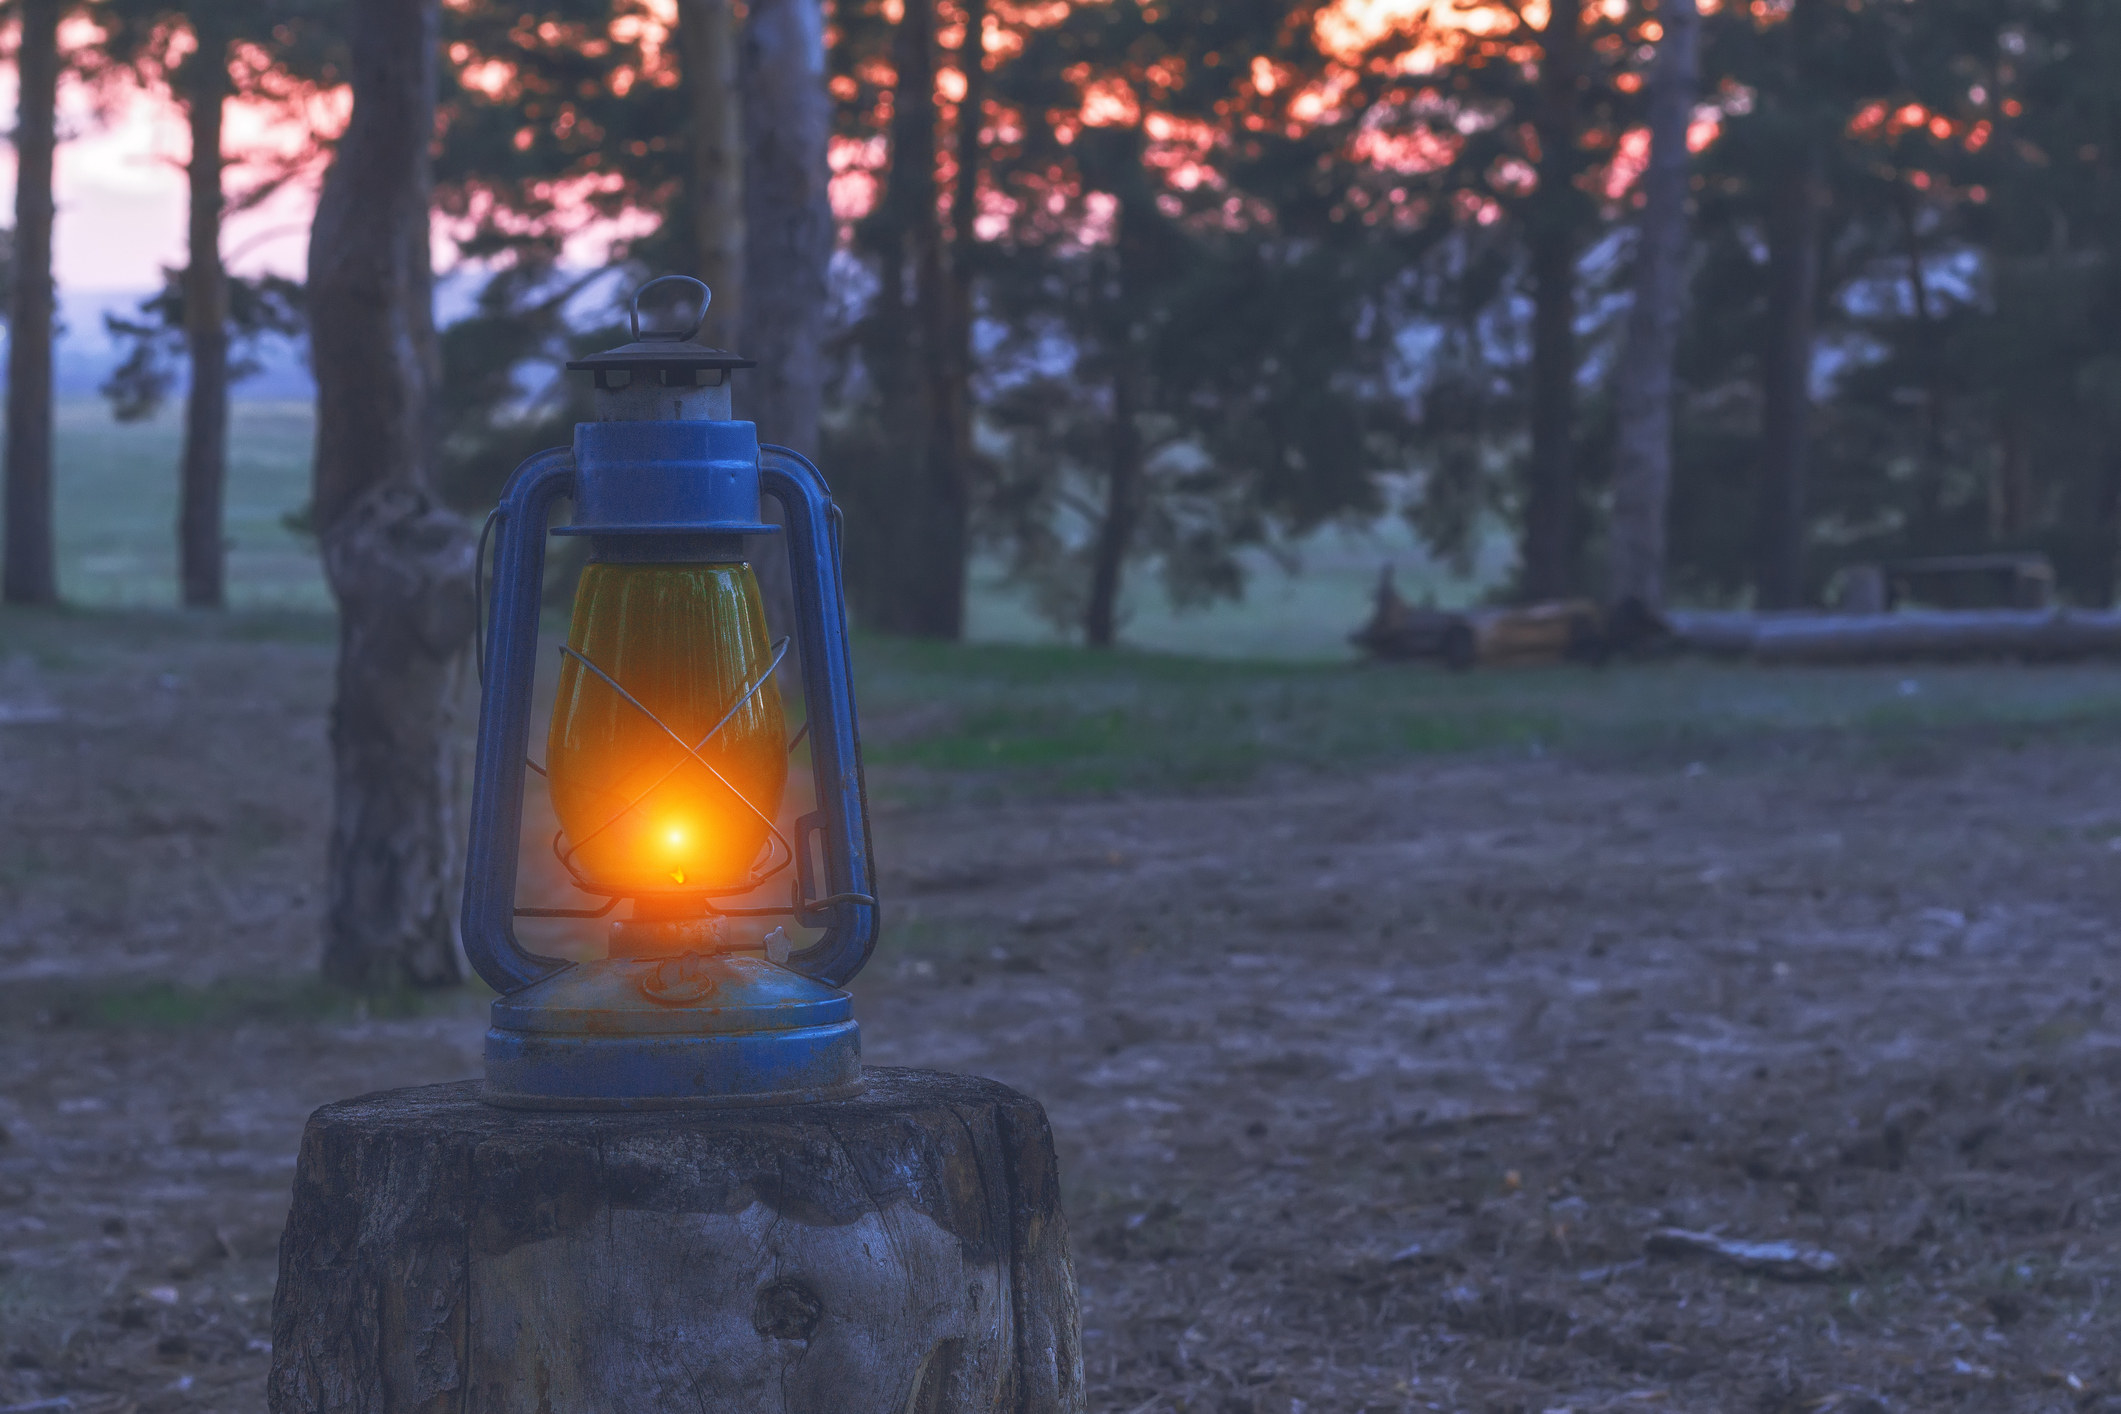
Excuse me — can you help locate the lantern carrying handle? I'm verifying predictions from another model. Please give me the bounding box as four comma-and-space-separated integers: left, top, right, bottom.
461, 446, 579, 994
632, 274, 711, 343
760, 445, 880, 989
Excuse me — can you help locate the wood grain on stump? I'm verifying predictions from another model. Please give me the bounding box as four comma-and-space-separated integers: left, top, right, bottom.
269, 1069, 1083, 1414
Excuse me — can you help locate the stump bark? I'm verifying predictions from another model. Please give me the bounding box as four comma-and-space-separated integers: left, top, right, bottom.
269, 1069, 1083, 1414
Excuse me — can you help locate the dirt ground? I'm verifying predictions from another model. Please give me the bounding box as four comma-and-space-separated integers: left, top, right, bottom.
4, 623, 2120, 1412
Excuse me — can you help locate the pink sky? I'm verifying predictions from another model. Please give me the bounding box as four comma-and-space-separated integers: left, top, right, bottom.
5, 0, 1578, 296
0, 60, 323, 293
14, 61, 638, 297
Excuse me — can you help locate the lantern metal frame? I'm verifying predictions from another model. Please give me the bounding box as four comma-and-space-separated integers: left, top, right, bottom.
460, 410, 879, 1108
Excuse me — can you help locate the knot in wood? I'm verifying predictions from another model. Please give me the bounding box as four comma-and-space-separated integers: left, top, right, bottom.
639, 951, 720, 1004
752, 1277, 823, 1342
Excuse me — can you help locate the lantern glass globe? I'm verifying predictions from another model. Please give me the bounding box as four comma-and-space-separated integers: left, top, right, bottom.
545, 561, 788, 898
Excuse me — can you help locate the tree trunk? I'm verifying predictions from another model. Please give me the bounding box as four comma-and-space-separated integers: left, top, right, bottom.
180, 30, 233, 610
308, 0, 478, 990
953, 0, 987, 266
738, 0, 832, 662
270, 1072, 1087, 1414
906, 0, 967, 642
849, 0, 974, 640
1084, 335, 1141, 650
931, 0, 988, 631
1083, 173, 1153, 652
855, 84, 916, 633
945, 0, 987, 511
2, 0, 59, 607
1894, 187, 1949, 544
1754, 140, 1822, 609
1991, 407, 2032, 540
885, 0, 968, 640
2096, 440, 2121, 608
1520, 0, 1584, 603
739, 0, 833, 459
679, 0, 744, 349
1606, 0, 1698, 612
865, 6, 916, 441
1743, 609, 2121, 664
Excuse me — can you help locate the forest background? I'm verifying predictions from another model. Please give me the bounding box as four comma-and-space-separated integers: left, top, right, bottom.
10, 9, 2121, 1403
4, 0, 2116, 648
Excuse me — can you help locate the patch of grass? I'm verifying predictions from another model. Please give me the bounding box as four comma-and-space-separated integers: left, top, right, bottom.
11, 597, 2121, 809
0, 976, 484, 1032
851, 638, 2121, 798
0, 602, 336, 659
56, 399, 325, 610
856, 638, 1558, 796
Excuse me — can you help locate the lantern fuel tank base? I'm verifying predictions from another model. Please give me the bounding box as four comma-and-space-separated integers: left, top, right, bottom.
480, 954, 863, 1110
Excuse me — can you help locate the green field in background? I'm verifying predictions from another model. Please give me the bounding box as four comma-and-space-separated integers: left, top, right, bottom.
962, 519, 1511, 660
854, 639, 2121, 796
29, 397, 2121, 805
55, 400, 325, 609
10, 604, 2121, 804
45, 399, 1500, 657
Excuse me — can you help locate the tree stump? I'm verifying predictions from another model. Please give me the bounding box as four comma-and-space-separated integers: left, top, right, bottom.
269, 1069, 1084, 1414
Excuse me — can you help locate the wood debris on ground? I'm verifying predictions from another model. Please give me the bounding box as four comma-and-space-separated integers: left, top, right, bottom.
1642, 1227, 1843, 1281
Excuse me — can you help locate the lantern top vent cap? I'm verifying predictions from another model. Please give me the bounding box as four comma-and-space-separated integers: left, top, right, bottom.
566, 275, 757, 379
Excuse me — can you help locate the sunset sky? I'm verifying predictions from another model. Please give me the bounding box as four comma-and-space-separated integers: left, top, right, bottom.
0, 68, 311, 293
5, 0, 1447, 295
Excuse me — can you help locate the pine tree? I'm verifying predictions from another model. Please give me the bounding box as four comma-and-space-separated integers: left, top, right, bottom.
829, 0, 986, 638
3, 0, 63, 606
309, 0, 478, 989
1609, 0, 1701, 612
89, 0, 325, 608
971, 0, 1417, 644
1384, 0, 1641, 602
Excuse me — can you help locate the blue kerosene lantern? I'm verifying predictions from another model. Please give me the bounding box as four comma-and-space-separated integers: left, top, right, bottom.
460, 276, 877, 1108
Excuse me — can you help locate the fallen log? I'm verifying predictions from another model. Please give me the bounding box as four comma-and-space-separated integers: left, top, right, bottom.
1351, 568, 1611, 668
1456, 599, 1607, 668
1347, 566, 1469, 664
1665, 608, 2121, 663
1356, 568, 2121, 667
1661, 610, 1762, 658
